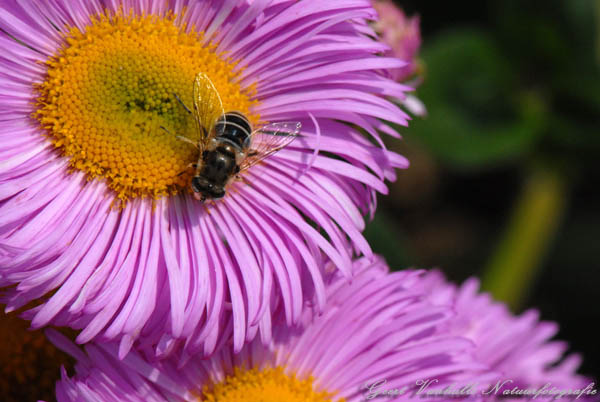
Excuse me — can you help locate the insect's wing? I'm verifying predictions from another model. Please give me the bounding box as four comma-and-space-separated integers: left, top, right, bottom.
193, 72, 225, 151
239, 122, 301, 172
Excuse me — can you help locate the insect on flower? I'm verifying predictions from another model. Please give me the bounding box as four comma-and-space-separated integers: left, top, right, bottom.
171, 72, 301, 201
1, 1, 412, 359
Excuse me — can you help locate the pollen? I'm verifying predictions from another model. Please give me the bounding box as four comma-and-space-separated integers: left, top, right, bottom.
201, 366, 345, 402
34, 11, 257, 202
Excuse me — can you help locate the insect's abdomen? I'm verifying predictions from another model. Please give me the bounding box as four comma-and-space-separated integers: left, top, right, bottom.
215, 111, 252, 150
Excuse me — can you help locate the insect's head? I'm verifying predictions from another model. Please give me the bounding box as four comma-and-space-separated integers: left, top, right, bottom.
191, 176, 225, 199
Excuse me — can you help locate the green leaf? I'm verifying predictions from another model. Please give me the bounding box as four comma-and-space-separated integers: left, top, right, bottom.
407, 29, 546, 169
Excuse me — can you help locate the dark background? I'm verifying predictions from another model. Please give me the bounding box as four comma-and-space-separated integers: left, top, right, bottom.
365, 0, 600, 380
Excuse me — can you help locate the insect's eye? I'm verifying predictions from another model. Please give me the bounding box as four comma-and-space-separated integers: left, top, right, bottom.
191, 176, 212, 192
191, 177, 201, 192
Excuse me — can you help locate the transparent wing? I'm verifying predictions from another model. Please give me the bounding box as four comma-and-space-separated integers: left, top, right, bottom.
192, 72, 225, 151
239, 122, 301, 172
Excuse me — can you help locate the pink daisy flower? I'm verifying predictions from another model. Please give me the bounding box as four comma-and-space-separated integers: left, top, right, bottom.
0, 0, 411, 358
48, 257, 488, 402
419, 270, 595, 400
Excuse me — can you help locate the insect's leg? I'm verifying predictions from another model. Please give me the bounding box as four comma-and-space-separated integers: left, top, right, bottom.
159, 126, 173, 135
176, 135, 198, 148
176, 163, 197, 177
174, 93, 192, 114
247, 150, 259, 157
160, 126, 198, 148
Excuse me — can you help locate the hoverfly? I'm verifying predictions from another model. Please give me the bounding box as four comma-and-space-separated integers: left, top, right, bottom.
174, 72, 301, 201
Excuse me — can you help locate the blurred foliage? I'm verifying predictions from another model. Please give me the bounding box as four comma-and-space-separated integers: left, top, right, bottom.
409, 29, 545, 168
368, 0, 600, 289
365, 0, 599, 376
405, 0, 600, 170
492, 0, 600, 161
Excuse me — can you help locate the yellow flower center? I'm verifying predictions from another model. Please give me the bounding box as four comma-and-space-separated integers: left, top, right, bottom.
35, 11, 257, 202
202, 367, 345, 402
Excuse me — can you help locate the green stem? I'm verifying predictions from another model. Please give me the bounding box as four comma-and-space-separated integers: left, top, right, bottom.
481, 164, 567, 311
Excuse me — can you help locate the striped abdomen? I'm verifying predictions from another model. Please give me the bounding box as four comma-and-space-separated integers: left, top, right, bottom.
214, 111, 252, 151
